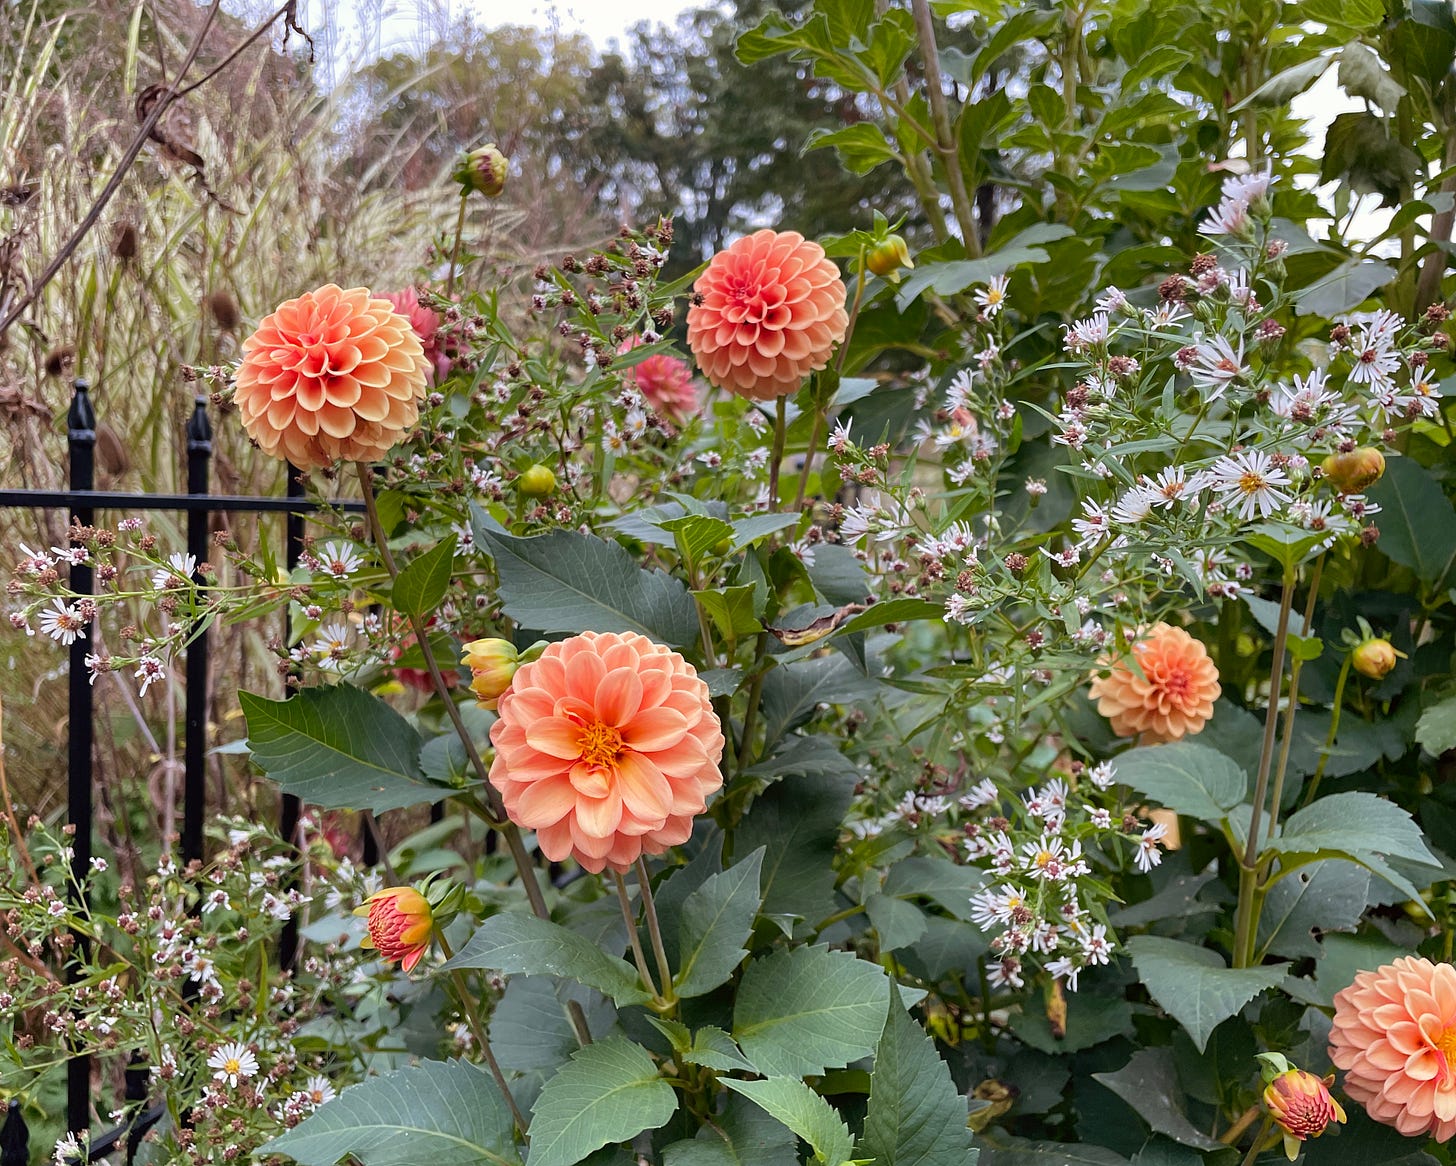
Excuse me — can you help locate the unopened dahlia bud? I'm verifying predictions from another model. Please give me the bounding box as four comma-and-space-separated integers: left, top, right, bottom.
1352, 636, 1401, 680
1321, 447, 1385, 494
866, 234, 914, 282
354, 887, 433, 972
453, 144, 508, 198
461, 638, 519, 709
1262, 1068, 1345, 1160
518, 464, 557, 497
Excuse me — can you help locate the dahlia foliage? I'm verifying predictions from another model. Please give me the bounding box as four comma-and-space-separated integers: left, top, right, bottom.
6, 3, 1456, 1164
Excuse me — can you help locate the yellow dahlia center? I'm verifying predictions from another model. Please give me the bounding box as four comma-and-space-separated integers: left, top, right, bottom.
1435, 1025, 1456, 1072
579, 722, 624, 768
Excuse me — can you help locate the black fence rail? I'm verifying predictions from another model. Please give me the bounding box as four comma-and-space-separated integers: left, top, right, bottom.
0, 381, 365, 1164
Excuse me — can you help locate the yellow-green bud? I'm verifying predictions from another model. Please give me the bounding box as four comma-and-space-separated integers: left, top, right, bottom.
1321, 447, 1385, 494
1352, 637, 1401, 680
866, 234, 914, 283
460, 638, 519, 708
518, 464, 557, 497
454, 144, 508, 198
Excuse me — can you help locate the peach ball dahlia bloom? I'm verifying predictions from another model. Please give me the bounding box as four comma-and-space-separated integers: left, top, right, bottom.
1088, 622, 1220, 742
234, 284, 430, 470
488, 630, 724, 874
1331, 956, 1456, 1141
686, 229, 848, 401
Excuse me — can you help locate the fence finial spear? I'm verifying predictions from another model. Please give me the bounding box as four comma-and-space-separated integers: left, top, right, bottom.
67, 379, 96, 440
186, 395, 213, 450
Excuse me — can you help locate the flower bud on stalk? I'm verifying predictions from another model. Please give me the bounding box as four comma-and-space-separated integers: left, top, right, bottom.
453, 144, 508, 198
1352, 636, 1401, 680
355, 887, 434, 972
518, 464, 557, 497
1261, 1065, 1346, 1161
865, 234, 914, 282
461, 638, 519, 709
1321, 447, 1385, 494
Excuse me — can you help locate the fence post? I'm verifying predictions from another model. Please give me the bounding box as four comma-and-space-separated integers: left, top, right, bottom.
278, 464, 306, 971
0, 1100, 28, 1166
183, 399, 213, 867
66, 379, 96, 1139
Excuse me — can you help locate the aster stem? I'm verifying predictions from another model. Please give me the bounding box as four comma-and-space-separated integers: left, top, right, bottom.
446, 192, 468, 300
613, 872, 661, 1002
435, 929, 529, 1138
1264, 553, 1324, 841
1233, 566, 1295, 968
636, 858, 676, 1004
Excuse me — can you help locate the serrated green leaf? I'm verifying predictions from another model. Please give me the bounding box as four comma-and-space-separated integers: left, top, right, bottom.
694, 585, 763, 640
1367, 457, 1456, 586
840, 597, 946, 634
527, 1038, 677, 1166
675, 849, 764, 998
858, 981, 978, 1166
1234, 54, 1329, 108
736, 772, 855, 931
1107, 742, 1247, 825
662, 1094, 800, 1166
1127, 936, 1288, 1052
805, 123, 902, 174
472, 512, 698, 647
443, 913, 652, 1007
733, 945, 889, 1077
1256, 859, 1370, 960
660, 515, 735, 572
1091, 1048, 1223, 1151
680, 1025, 756, 1074
241, 685, 438, 812
865, 894, 927, 952
263, 1059, 519, 1166
1416, 694, 1456, 756
723, 1078, 855, 1166
759, 654, 881, 747
490, 977, 618, 1075
393, 534, 457, 618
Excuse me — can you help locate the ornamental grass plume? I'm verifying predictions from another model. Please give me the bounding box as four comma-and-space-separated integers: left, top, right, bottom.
355, 886, 434, 972
233, 284, 430, 471
618, 336, 698, 423
686, 229, 848, 401
1330, 956, 1456, 1141
1088, 622, 1220, 742
488, 630, 725, 874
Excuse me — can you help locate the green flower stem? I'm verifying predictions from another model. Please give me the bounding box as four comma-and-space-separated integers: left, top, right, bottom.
1300, 650, 1353, 811
435, 929, 529, 1138
356, 463, 593, 1046
636, 858, 676, 1005
1237, 1115, 1276, 1166
445, 192, 468, 300
1233, 566, 1295, 968
613, 871, 661, 1003
735, 633, 770, 774
1264, 553, 1325, 841
909, 0, 981, 255
768, 394, 789, 511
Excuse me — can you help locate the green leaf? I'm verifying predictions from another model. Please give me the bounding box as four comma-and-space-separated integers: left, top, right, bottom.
865, 894, 928, 951
527, 1038, 677, 1166
694, 585, 763, 641
1108, 742, 1247, 825
661, 1094, 799, 1165
1416, 694, 1456, 756
1126, 936, 1288, 1052
1233, 54, 1329, 107
882, 855, 983, 920
442, 913, 653, 1007
804, 123, 901, 174
1267, 791, 1441, 905
895, 224, 1074, 308
473, 514, 699, 648
1367, 457, 1456, 586
840, 597, 946, 634
263, 1059, 520, 1166
729, 513, 801, 550
1292, 255, 1397, 317
241, 684, 438, 813
973, 1136, 1130, 1165
490, 977, 617, 1074
679, 1025, 756, 1074
1337, 41, 1405, 112
858, 981, 978, 1166
733, 944, 889, 1077
736, 772, 855, 931
675, 849, 765, 998
1256, 859, 1370, 960
393, 534, 457, 619
1091, 1048, 1223, 1151
723, 1078, 855, 1166
759, 654, 881, 747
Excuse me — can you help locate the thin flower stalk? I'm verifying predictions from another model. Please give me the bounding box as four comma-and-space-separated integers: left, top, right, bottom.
613, 872, 660, 1003
1264, 553, 1324, 841
636, 858, 675, 1005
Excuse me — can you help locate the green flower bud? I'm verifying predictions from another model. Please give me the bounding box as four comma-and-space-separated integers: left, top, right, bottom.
454, 144, 508, 198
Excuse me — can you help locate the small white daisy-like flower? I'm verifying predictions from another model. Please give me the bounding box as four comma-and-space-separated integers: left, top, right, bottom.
312, 623, 351, 670
317, 542, 363, 580
1088, 762, 1116, 790
38, 599, 87, 645
202, 888, 231, 914
17, 542, 54, 575
151, 552, 198, 590
1046, 955, 1082, 992
959, 777, 999, 810
1200, 194, 1249, 236
134, 655, 166, 696
207, 1041, 259, 1088
50, 544, 88, 566
1080, 923, 1114, 964
973, 273, 1009, 317
303, 1075, 337, 1108
1207, 449, 1291, 522
827, 418, 854, 452
1134, 822, 1169, 873
1187, 334, 1244, 397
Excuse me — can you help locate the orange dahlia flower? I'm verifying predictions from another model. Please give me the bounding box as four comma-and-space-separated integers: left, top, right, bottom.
1088, 622, 1220, 742
1330, 956, 1456, 1141
234, 284, 430, 470
686, 229, 848, 401
619, 336, 698, 424
1263, 1069, 1346, 1159
355, 886, 433, 972
488, 630, 724, 874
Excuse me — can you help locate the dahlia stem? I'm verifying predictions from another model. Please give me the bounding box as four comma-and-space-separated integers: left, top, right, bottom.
355, 463, 592, 1047
613, 871, 661, 1002
435, 929, 529, 1138
636, 858, 676, 1004
445, 192, 468, 299
1237, 1115, 1275, 1166
767, 395, 789, 511
1265, 553, 1324, 841
1300, 650, 1353, 811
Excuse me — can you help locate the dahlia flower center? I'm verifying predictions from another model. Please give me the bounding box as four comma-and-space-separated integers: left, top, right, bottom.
1435, 1025, 1456, 1075
578, 721, 624, 768
1155, 665, 1192, 703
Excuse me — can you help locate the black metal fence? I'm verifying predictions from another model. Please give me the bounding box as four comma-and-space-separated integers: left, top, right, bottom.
0, 380, 364, 1164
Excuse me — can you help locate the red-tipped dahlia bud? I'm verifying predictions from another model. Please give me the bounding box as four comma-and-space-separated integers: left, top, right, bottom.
1320, 447, 1385, 494
454, 144, 508, 198
1262, 1069, 1345, 1160
461, 638, 519, 709
355, 887, 433, 972
866, 234, 914, 282
1352, 636, 1402, 680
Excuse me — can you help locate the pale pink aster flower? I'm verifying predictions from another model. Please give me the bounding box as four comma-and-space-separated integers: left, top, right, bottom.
1187, 334, 1244, 397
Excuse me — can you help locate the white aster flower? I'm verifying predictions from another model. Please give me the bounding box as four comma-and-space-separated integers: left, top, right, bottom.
1134, 822, 1169, 873
151, 552, 197, 590
973, 274, 1009, 317
207, 1042, 259, 1088
1206, 449, 1291, 521
317, 542, 363, 580
38, 599, 87, 645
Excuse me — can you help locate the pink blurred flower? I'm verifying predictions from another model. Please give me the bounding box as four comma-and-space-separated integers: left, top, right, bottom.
380, 287, 452, 383
618, 336, 698, 423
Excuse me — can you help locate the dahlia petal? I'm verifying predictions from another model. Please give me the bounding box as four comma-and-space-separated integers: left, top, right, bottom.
621, 706, 689, 751
614, 751, 673, 822
595, 667, 644, 726
525, 718, 585, 760
513, 775, 578, 828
